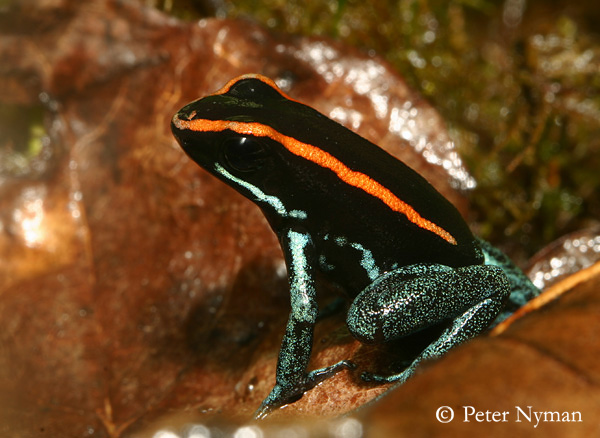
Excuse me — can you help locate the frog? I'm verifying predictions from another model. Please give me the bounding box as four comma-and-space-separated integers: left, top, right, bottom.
170, 74, 539, 419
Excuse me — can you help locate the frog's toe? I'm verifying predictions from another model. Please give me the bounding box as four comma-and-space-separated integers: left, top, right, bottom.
253, 384, 300, 420
360, 365, 414, 384
307, 359, 356, 385
361, 371, 393, 383
253, 402, 273, 420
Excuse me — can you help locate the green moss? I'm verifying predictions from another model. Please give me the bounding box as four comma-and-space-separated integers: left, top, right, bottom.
0, 104, 47, 178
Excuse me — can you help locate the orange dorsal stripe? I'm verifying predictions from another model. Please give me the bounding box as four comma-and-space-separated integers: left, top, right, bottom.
173, 117, 457, 245
212, 74, 303, 103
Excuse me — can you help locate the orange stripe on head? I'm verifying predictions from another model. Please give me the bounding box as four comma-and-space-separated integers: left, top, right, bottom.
173, 116, 457, 245
211, 74, 302, 103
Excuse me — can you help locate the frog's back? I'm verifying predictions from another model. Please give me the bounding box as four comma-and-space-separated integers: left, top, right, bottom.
261, 103, 483, 270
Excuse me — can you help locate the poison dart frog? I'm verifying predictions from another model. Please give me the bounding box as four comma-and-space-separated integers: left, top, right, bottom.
171, 74, 539, 418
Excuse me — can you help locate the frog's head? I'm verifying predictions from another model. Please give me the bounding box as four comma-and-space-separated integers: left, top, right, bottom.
171, 74, 343, 216
172, 75, 283, 167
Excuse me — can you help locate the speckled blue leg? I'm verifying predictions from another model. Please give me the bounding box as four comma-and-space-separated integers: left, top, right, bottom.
477, 238, 540, 324
346, 263, 510, 383
254, 228, 354, 419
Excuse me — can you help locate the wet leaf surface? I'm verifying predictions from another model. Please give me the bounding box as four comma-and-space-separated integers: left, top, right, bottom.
526, 225, 600, 289
0, 1, 598, 437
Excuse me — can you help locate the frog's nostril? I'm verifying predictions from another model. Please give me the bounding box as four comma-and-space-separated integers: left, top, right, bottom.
178, 110, 196, 121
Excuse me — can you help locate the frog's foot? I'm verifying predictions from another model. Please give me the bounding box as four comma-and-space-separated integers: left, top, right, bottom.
254, 360, 355, 419
360, 357, 420, 385
361, 369, 409, 384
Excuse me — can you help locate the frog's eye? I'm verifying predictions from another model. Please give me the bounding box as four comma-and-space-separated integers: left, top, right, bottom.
222, 136, 269, 172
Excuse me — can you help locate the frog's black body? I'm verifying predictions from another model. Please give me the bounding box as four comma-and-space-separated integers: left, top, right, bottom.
171, 74, 539, 418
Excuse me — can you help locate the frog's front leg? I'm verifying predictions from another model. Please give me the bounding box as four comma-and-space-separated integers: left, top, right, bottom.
347, 263, 510, 384
254, 228, 354, 419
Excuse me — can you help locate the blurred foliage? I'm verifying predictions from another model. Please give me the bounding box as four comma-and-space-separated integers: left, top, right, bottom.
168, 0, 600, 258
0, 104, 47, 180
